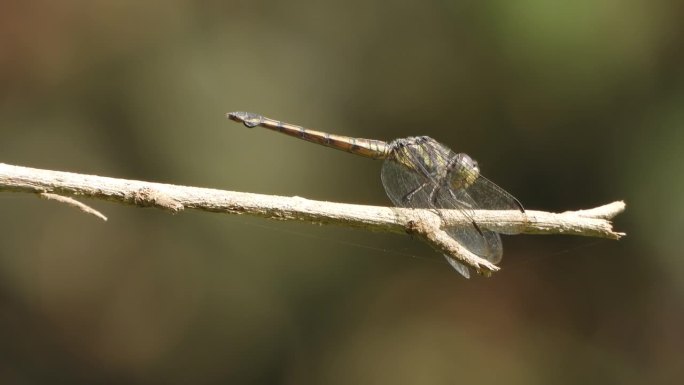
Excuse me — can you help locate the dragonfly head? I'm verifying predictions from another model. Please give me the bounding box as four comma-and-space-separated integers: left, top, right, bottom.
448, 153, 480, 189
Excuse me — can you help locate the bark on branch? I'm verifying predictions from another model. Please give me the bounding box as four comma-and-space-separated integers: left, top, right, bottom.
0, 163, 625, 276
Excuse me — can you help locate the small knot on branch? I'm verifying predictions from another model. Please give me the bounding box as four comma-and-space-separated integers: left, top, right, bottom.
131, 187, 184, 213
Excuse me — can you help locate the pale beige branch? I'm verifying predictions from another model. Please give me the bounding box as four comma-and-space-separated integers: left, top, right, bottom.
0, 163, 625, 275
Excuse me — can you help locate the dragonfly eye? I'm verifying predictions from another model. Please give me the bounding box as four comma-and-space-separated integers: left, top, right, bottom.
458, 154, 474, 168
471, 158, 480, 173
448, 153, 480, 189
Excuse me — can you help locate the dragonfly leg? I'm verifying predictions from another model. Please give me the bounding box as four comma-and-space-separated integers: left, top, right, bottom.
442, 185, 483, 236
402, 181, 430, 205
428, 184, 441, 207
421, 185, 440, 216
471, 220, 484, 236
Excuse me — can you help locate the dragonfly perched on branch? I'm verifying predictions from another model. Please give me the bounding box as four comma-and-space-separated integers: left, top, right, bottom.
227, 111, 525, 278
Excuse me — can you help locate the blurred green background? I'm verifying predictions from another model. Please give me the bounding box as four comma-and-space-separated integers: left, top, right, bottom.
1, 0, 682, 384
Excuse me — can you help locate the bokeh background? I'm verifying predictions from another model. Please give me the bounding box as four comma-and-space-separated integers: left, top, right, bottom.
1, 1, 683, 384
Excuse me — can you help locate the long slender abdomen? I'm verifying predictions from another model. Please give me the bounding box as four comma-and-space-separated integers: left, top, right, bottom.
227, 112, 390, 160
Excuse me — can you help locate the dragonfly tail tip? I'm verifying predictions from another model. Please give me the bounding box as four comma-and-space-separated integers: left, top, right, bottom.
226, 111, 263, 128
226, 111, 245, 122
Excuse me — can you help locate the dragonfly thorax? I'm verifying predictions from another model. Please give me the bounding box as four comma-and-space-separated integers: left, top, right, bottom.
388, 136, 454, 178
387, 136, 480, 190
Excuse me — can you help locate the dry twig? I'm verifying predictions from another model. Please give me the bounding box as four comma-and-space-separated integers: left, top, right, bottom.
39, 192, 108, 221
0, 163, 625, 275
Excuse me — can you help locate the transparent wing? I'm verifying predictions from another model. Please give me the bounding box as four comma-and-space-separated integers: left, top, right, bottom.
380, 157, 433, 209
445, 256, 471, 279
460, 173, 524, 235
380, 140, 523, 275
463, 173, 523, 210
381, 158, 481, 278
437, 155, 524, 262
432, 184, 504, 264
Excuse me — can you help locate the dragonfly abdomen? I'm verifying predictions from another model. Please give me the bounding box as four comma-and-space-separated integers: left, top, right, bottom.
227, 112, 390, 159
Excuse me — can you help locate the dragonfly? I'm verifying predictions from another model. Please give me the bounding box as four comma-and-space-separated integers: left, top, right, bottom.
227, 111, 524, 278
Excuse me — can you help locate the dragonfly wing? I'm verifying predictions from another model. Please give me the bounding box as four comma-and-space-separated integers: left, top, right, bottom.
380, 140, 518, 274
444, 256, 471, 279
432, 186, 504, 264
437, 155, 524, 262
446, 226, 503, 264
464, 174, 524, 212
381, 158, 480, 277
380, 157, 434, 208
